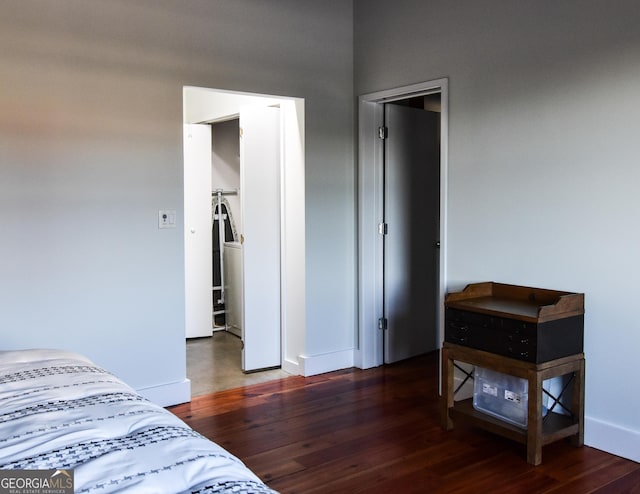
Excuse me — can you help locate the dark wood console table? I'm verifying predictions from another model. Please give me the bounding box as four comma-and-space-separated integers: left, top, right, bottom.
441, 282, 585, 465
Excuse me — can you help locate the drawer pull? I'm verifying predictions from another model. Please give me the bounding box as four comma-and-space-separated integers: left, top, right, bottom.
450, 323, 469, 332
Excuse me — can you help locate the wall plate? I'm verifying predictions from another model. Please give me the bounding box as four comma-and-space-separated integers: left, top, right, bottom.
158, 209, 177, 229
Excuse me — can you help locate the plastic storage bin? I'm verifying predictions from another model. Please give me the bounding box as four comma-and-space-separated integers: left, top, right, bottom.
473, 367, 528, 428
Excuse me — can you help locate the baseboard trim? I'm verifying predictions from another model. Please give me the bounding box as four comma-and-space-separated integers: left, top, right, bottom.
137, 378, 191, 408
298, 349, 354, 377
585, 416, 640, 463
281, 357, 300, 376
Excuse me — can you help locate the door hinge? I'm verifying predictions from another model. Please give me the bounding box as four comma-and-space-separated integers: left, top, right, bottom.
378, 126, 388, 139
378, 317, 388, 331
378, 222, 388, 235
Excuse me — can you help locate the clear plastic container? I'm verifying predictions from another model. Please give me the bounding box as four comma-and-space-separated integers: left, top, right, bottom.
473, 367, 529, 428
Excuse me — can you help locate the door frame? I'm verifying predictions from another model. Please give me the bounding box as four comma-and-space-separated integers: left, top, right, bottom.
356, 78, 449, 369
183, 87, 306, 377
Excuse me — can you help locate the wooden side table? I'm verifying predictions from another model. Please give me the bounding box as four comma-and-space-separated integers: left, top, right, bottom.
441, 342, 585, 465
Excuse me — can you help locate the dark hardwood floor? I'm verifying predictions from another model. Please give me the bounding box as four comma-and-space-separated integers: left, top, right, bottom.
169, 352, 640, 493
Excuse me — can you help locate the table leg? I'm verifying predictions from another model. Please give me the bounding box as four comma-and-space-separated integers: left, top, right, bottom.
527, 368, 543, 465
570, 359, 585, 447
441, 346, 454, 430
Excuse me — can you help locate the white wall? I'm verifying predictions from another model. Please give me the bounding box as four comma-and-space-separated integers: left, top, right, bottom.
0, 0, 354, 405
354, 0, 640, 461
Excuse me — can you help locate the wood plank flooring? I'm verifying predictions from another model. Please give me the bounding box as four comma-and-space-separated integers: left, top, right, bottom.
168, 352, 640, 493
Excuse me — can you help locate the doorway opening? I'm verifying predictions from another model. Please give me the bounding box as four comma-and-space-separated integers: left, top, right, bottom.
183, 87, 306, 395
357, 79, 448, 370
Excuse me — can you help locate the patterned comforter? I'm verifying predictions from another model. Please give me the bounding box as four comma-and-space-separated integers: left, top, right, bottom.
0, 349, 278, 493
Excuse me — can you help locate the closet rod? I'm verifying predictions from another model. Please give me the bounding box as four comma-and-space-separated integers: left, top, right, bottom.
211, 188, 238, 196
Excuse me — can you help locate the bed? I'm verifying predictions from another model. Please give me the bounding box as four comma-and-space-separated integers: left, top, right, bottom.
0, 349, 278, 493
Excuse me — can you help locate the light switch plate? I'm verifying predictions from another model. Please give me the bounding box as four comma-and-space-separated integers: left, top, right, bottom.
158, 209, 177, 229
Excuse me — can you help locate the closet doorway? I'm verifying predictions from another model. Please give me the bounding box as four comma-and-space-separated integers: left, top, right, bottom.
183, 87, 305, 378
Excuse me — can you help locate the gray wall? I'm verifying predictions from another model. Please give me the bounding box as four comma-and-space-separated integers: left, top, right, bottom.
355, 0, 639, 460
0, 1, 354, 399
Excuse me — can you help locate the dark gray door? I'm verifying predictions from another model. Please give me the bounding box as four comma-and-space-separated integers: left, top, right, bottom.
384, 104, 440, 363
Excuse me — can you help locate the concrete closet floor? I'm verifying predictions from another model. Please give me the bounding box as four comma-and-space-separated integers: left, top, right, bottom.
186, 331, 291, 396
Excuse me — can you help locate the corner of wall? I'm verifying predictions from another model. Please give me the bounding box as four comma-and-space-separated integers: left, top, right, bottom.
585, 416, 640, 463
281, 358, 300, 376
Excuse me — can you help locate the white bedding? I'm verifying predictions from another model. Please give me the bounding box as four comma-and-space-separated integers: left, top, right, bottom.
0, 349, 278, 493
